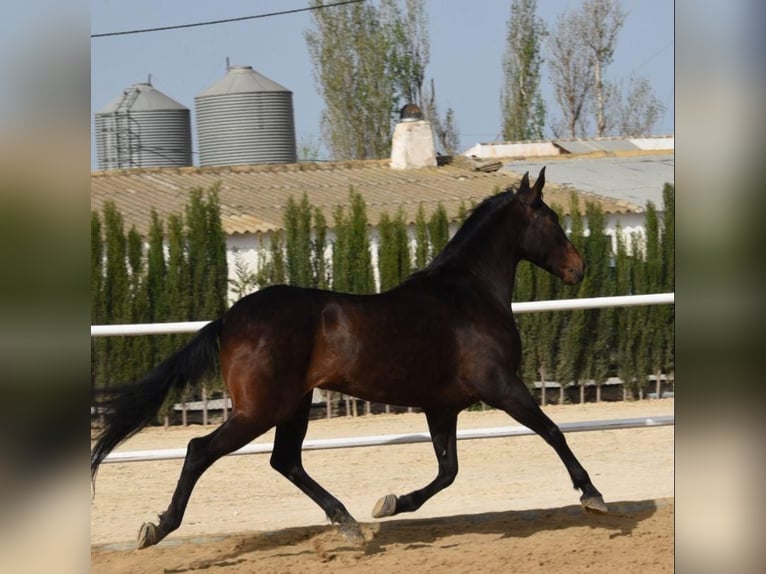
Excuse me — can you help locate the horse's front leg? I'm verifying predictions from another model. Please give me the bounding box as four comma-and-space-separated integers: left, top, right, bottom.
480, 374, 608, 513
372, 408, 459, 518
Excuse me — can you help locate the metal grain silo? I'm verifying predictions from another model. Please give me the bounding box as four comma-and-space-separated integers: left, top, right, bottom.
95, 81, 192, 169
195, 65, 297, 166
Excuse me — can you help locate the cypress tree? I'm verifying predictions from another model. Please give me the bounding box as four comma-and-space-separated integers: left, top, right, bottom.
414, 204, 429, 271
377, 207, 410, 293
185, 188, 208, 320
557, 192, 587, 401
312, 207, 329, 289
514, 261, 538, 392
661, 184, 675, 380
582, 201, 614, 401
265, 230, 287, 286
501, 0, 547, 140
644, 201, 665, 397
91, 211, 105, 391
457, 201, 469, 224
145, 211, 167, 322
165, 214, 189, 322
392, 207, 411, 286
378, 211, 395, 292
346, 188, 374, 294
427, 203, 449, 260
162, 213, 190, 373
614, 225, 638, 398
102, 201, 130, 386
145, 210, 168, 377
204, 183, 228, 319
535, 203, 566, 403
285, 193, 313, 288
126, 226, 149, 381
631, 230, 650, 399
332, 204, 349, 292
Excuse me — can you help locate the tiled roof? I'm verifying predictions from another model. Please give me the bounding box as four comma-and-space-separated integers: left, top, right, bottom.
90, 158, 641, 237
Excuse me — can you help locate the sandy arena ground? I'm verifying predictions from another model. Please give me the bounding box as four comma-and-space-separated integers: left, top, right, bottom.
91, 398, 674, 573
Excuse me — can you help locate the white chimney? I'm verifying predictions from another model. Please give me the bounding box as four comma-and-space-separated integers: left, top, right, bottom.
390, 104, 437, 169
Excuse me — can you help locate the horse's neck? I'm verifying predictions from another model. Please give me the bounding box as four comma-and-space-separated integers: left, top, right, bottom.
459, 237, 520, 310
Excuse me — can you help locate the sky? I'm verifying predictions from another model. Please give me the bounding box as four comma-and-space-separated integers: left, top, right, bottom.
90, 0, 674, 168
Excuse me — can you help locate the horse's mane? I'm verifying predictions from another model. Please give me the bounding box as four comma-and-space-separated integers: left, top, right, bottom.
416, 187, 516, 274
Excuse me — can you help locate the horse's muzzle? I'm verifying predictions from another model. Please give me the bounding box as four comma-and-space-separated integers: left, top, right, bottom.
561, 259, 585, 285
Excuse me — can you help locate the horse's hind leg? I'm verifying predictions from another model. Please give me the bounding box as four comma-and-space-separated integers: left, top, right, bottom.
137, 413, 270, 549
482, 377, 608, 513
270, 394, 364, 545
372, 409, 459, 518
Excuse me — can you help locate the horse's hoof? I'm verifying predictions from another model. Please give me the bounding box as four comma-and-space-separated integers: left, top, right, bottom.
581, 494, 608, 514
137, 522, 161, 549
338, 521, 365, 546
372, 494, 397, 518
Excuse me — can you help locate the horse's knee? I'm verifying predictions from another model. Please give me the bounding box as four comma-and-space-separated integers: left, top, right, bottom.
270, 452, 299, 478
438, 460, 458, 488
183, 436, 213, 471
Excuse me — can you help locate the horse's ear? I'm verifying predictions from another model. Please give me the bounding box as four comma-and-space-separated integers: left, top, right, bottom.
523, 166, 546, 204
517, 171, 531, 200
520, 167, 546, 205
519, 171, 530, 191
533, 166, 546, 196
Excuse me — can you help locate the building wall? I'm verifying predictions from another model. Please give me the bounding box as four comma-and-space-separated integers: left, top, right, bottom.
222, 213, 645, 305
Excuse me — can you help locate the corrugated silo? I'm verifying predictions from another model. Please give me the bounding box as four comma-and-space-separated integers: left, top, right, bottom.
195, 65, 297, 166
95, 82, 192, 169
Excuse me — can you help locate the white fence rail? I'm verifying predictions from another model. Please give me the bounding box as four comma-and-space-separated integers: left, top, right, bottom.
91, 293, 674, 337
103, 415, 674, 464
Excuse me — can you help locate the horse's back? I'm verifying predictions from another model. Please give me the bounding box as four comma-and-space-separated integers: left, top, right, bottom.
219, 281, 510, 411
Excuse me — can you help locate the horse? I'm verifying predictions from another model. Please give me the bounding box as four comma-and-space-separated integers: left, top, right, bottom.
91, 167, 607, 549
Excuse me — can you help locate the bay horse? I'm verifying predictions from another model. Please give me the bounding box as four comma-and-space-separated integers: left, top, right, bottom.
91, 167, 607, 549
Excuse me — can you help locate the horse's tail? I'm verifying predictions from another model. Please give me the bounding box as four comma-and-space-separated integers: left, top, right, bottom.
90, 318, 224, 479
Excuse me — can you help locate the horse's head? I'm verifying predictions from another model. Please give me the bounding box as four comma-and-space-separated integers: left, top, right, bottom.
514, 167, 584, 285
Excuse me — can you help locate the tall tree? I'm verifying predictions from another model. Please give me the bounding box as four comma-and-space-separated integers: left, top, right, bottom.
390, 0, 429, 106
576, 0, 626, 137
618, 75, 666, 136
423, 78, 461, 155
501, 0, 547, 141
547, 8, 593, 138
307, 1, 401, 159
306, 0, 436, 160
